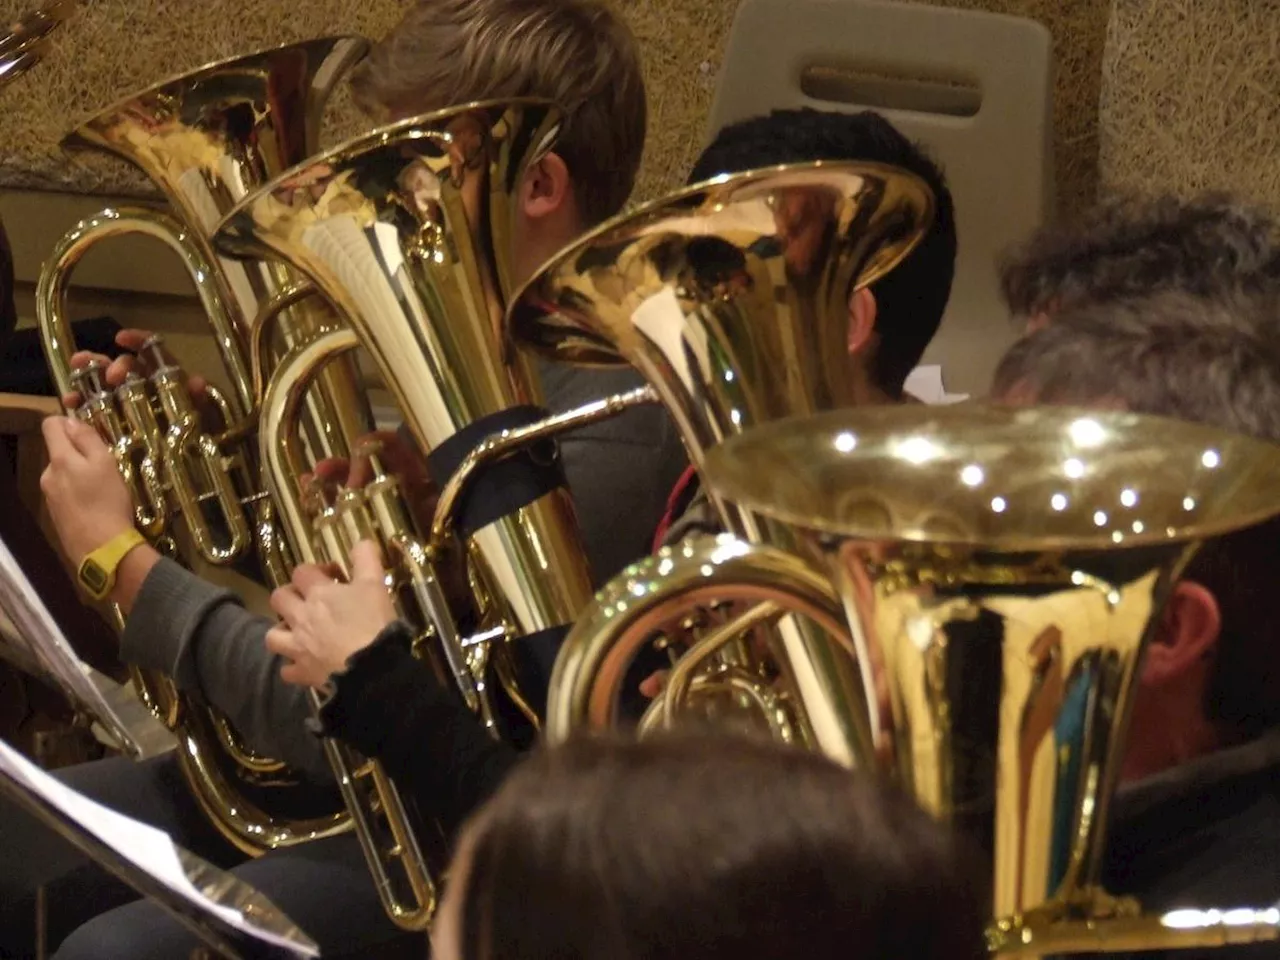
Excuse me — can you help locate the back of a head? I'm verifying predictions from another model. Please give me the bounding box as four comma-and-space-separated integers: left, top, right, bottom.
690, 108, 958, 397
991, 292, 1280, 740
455, 734, 985, 960
349, 0, 647, 226
990, 291, 1280, 441
999, 192, 1280, 321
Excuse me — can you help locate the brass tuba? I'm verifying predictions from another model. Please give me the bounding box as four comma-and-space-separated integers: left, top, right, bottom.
585, 403, 1280, 954
507, 162, 934, 760
35, 37, 371, 854
212, 100, 652, 929
0, 0, 76, 86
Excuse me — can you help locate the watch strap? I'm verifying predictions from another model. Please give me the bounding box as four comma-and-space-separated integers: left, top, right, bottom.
78, 528, 146, 601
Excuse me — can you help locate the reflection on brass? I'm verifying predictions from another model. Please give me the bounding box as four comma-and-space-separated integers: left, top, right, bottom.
35, 38, 370, 857
512, 162, 933, 762
215, 100, 646, 930
690, 404, 1280, 954
0, 1, 77, 87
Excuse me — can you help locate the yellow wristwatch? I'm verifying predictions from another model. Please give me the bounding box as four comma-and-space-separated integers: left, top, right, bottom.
77, 529, 147, 601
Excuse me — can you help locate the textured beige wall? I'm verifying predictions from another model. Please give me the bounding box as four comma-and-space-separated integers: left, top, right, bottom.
0, 0, 1275, 212
0, 0, 1106, 213
1100, 0, 1280, 208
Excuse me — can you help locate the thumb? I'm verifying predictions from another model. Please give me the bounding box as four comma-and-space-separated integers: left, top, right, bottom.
349, 540, 387, 585
62, 417, 106, 457
62, 419, 110, 463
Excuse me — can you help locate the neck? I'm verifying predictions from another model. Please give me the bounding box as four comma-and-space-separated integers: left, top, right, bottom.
1120, 673, 1223, 783
514, 206, 586, 292
846, 363, 899, 406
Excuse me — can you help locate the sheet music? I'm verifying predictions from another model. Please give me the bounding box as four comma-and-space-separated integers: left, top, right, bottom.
904, 365, 970, 405
0, 536, 141, 756
0, 739, 319, 958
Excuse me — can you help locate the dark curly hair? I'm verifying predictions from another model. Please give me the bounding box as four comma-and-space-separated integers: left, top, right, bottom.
992, 292, 1280, 740
999, 192, 1280, 321
690, 108, 957, 397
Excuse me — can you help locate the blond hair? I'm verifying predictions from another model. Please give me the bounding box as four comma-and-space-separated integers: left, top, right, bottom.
350, 0, 647, 226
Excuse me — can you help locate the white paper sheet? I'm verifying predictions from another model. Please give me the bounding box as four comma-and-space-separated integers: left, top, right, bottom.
904, 365, 970, 405
0, 537, 143, 756
0, 740, 318, 957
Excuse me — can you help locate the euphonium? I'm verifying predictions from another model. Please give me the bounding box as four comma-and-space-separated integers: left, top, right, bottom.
0, 0, 76, 86
35, 37, 371, 854
607, 403, 1280, 955
507, 162, 934, 760
213, 100, 650, 929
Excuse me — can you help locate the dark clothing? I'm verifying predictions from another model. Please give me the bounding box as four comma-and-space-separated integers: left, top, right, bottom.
0, 221, 14, 338
0, 756, 417, 960
317, 623, 519, 842
1099, 731, 1280, 959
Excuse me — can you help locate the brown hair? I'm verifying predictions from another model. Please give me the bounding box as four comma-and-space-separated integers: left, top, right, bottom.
455, 734, 986, 960
349, 0, 647, 226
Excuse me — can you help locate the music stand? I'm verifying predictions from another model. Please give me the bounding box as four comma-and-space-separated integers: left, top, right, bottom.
0, 533, 320, 957
0, 535, 150, 755
0, 739, 318, 959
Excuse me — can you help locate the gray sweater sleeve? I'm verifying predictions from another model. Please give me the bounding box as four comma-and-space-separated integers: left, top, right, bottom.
119, 558, 331, 781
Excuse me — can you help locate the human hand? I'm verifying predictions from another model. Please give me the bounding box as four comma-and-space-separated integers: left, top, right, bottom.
40, 416, 136, 563
639, 669, 668, 700
63, 329, 211, 421
311, 429, 439, 531
265, 540, 398, 688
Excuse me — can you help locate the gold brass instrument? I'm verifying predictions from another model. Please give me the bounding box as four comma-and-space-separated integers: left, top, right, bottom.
507, 162, 934, 760
213, 99, 651, 929
0, 0, 76, 86
612, 403, 1280, 955
35, 37, 371, 855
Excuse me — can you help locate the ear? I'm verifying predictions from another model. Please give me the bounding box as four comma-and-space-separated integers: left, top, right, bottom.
521, 151, 573, 223
847, 287, 878, 356
1143, 581, 1221, 686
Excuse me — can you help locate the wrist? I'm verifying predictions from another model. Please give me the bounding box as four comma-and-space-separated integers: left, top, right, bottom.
336, 617, 405, 678
312, 621, 416, 737
107, 543, 161, 613
76, 528, 147, 602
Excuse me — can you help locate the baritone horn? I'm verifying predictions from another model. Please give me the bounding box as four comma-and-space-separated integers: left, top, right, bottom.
507, 162, 934, 761
0, 0, 76, 85
213, 99, 653, 929
661, 404, 1280, 954
35, 37, 372, 855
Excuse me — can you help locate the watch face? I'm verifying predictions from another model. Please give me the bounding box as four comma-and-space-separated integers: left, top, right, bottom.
80, 559, 109, 596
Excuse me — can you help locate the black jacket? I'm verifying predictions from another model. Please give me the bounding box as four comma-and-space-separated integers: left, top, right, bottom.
316, 622, 519, 841
1100, 730, 1280, 959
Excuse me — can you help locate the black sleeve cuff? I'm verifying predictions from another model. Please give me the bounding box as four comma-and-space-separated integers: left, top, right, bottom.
309, 621, 424, 747
305, 620, 521, 837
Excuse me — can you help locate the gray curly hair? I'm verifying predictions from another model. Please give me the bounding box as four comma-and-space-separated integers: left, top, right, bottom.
999, 193, 1280, 321
991, 291, 1280, 739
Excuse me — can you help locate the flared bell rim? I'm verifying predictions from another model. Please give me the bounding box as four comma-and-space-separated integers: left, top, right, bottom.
504, 159, 936, 365
210, 96, 562, 259
59, 34, 371, 152
703, 403, 1280, 551
0, 0, 77, 58
0, 0, 78, 88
